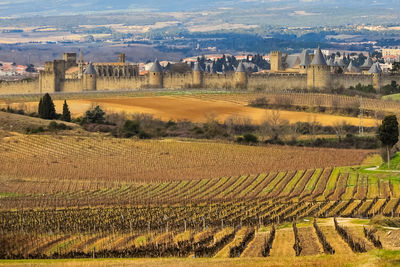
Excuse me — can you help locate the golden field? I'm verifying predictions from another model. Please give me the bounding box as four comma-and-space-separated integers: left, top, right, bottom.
8, 95, 380, 126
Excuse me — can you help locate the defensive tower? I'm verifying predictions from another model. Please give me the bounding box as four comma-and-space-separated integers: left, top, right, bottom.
82, 62, 97, 91
149, 59, 163, 88
62, 53, 77, 69
270, 51, 283, 72
235, 62, 248, 89
192, 62, 204, 87
369, 63, 382, 92
307, 47, 331, 90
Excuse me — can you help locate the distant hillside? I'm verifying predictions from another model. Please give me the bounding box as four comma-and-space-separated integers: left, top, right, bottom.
1, 0, 398, 17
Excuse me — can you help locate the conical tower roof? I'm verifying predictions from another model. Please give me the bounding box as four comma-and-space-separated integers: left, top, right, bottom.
368, 62, 382, 74
149, 59, 163, 73
361, 56, 373, 69
327, 57, 335, 66
347, 60, 361, 73
84, 62, 96, 75
164, 62, 172, 73
334, 56, 345, 67
311, 47, 327, 66
236, 62, 246, 72
193, 62, 204, 72
299, 50, 310, 66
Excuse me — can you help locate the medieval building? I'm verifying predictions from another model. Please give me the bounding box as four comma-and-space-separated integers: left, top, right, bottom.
0, 48, 399, 95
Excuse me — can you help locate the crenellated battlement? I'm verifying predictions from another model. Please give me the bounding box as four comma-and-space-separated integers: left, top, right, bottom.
1, 50, 399, 96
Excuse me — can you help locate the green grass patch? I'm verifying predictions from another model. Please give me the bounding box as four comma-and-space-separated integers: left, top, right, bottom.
238, 173, 267, 197
134, 235, 148, 247
380, 153, 400, 170
367, 175, 379, 199
382, 93, 400, 101
372, 249, 400, 266
361, 154, 383, 167
277, 222, 292, 229
342, 173, 358, 200
260, 172, 285, 195
320, 168, 342, 201
350, 218, 370, 225
389, 176, 400, 198
281, 170, 304, 195
0, 192, 21, 198
303, 168, 322, 192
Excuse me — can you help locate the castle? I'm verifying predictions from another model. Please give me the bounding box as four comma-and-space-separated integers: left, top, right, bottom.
0, 47, 399, 95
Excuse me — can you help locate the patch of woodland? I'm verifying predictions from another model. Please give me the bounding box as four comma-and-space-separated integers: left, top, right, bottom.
75, 106, 380, 149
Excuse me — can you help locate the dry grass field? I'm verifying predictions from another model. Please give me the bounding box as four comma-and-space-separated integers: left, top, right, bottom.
3, 95, 380, 126
0, 134, 373, 183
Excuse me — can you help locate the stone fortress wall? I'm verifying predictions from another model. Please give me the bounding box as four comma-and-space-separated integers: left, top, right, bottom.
0, 49, 399, 95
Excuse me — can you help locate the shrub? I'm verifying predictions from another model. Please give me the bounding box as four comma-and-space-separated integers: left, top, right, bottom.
48, 121, 71, 131
122, 120, 140, 138
138, 131, 152, 139
83, 106, 105, 124
25, 126, 45, 134
237, 133, 258, 144
249, 97, 269, 107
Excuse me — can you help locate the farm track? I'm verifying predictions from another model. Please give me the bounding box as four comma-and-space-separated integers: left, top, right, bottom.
297, 227, 323, 256
241, 232, 268, 257
270, 228, 294, 257
318, 226, 354, 255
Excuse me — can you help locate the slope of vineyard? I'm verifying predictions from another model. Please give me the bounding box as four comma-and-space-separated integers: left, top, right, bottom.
1, 90, 400, 263
0, 133, 372, 183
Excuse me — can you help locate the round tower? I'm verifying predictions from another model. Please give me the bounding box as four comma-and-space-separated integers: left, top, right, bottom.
192, 62, 204, 88
235, 62, 247, 89
306, 47, 331, 90
149, 59, 163, 88
369, 63, 382, 92
82, 62, 97, 91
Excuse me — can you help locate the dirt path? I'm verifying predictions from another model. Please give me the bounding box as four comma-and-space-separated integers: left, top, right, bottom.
270, 228, 294, 257
319, 225, 354, 255
241, 231, 268, 257
214, 235, 241, 258
297, 226, 323, 256
346, 226, 375, 251
377, 229, 400, 250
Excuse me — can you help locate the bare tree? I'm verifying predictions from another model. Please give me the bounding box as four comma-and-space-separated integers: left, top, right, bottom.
225, 115, 252, 135
289, 123, 301, 143
307, 115, 319, 140
333, 120, 347, 141
261, 110, 289, 141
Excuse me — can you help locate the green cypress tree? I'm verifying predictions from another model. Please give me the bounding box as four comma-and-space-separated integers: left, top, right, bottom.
378, 115, 399, 169
39, 93, 56, 119
38, 98, 43, 117
61, 100, 71, 122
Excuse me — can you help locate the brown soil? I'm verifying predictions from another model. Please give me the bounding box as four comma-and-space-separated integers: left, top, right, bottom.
297, 227, 323, 256
319, 226, 354, 255
377, 229, 400, 250
241, 232, 268, 257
